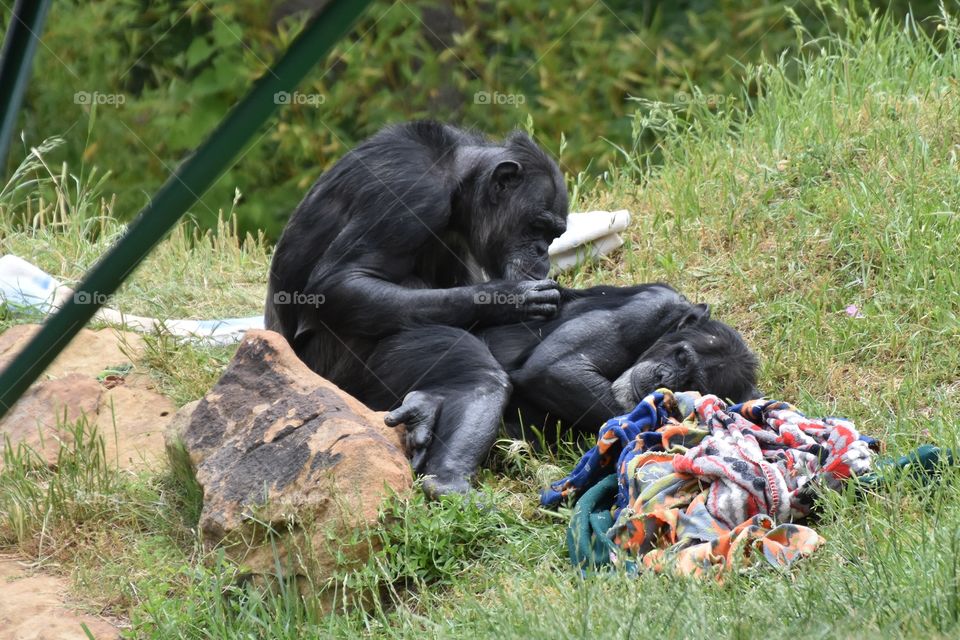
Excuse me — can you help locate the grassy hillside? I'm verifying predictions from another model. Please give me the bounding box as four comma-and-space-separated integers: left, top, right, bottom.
2, 5, 960, 638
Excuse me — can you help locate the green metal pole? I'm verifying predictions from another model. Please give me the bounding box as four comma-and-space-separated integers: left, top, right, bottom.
0, 0, 54, 172
0, 0, 373, 417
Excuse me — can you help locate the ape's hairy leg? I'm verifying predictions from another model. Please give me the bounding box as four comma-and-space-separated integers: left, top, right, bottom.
364, 326, 511, 497
419, 374, 510, 497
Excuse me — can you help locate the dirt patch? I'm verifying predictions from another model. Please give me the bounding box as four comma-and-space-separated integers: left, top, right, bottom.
0, 559, 119, 640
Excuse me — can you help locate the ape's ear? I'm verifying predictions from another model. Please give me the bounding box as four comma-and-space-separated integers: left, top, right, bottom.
678, 303, 710, 329
491, 160, 523, 193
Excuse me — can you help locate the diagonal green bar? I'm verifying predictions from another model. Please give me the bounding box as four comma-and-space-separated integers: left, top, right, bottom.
0, 0, 373, 418
0, 0, 54, 172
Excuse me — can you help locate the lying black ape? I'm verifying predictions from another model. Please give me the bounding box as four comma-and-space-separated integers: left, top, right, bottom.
394, 283, 760, 474
265, 120, 568, 497
481, 283, 760, 440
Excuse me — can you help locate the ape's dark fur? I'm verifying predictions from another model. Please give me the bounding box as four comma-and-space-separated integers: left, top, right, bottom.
478, 283, 760, 440
265, 120, 569, 496
265, 121, 758, 495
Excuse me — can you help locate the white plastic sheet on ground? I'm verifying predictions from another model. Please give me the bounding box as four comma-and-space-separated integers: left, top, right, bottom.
0, 209, 630, 345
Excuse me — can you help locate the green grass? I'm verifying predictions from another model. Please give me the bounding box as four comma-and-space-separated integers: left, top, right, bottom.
3, 3, 960, 638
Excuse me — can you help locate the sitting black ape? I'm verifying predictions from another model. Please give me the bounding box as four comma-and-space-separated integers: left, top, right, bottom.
478, 283, 760, 440
265, 120, 569, 497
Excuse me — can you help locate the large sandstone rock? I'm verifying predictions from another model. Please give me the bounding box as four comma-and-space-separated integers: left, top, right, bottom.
166, 330, 412, 580
0, 325, 174, 470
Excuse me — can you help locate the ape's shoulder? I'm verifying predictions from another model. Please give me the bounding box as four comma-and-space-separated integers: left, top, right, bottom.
369, 120, 487, 153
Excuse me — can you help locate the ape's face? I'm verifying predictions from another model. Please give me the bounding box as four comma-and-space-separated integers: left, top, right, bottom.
467, 134, 568, 281
483, 163, 568, 280
498, 171, 568, 280
611, 320, 760, 411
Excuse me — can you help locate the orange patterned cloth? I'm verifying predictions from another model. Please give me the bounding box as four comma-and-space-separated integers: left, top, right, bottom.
608, 454, 826, 577
552, 391, 875, 577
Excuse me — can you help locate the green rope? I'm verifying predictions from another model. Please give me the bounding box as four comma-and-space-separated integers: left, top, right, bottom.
0, 0, 373, 417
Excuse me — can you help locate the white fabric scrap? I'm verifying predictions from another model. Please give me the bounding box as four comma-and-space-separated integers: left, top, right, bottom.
548, 209, 631, 271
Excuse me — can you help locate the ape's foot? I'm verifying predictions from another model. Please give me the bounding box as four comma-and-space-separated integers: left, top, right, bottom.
422, 474, 472, 499
384, 390, 442, 473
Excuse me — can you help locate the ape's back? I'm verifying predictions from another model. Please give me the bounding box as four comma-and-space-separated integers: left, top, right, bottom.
266, 121, 487, 342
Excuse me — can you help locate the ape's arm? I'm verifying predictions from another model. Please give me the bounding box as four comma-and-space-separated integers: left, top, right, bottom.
303, 266, 558, 338
513, 351, 623, 429
510, 313, 629, 430
267, 182, 560, 339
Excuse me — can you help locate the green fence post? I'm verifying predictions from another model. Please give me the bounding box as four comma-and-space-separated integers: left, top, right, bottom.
0, 0, 373, 417
0, 0, 54, 172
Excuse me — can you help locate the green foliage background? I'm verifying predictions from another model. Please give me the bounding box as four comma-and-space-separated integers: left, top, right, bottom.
0, 0, 943, 239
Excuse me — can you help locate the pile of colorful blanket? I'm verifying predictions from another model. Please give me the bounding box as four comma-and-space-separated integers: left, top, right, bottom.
541, 390, 878, 577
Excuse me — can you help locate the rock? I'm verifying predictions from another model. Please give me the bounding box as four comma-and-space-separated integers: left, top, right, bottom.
164, 399, 200, 461
0, 559, 119, 640
96, 385, 175, 469
0, 324, 144, 380
168, 330, 412, 581
0, 374, 101, 466
0, 324, 173, 470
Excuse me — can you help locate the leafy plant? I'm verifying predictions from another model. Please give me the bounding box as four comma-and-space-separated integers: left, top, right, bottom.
6, 0, 945, 239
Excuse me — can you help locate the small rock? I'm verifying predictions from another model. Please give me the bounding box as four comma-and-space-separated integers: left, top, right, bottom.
0, 324, 173, 470
0, 324, 144, 379
0, 374, 101, 467
168, 330, 412, 582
